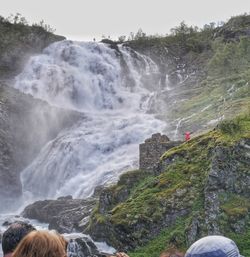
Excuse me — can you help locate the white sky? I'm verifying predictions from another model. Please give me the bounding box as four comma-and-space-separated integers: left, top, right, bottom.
1, 0, 250, 41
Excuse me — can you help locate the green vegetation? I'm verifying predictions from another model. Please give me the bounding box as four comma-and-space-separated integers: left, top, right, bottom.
129, 218, 188, 257
89, 112, 250, 256
128, 190, 250, 257
167, 28, 250, 126
221, 194, 250, 218
208, 37, 250, 76
120, 14, 250, 132
0, 13, 55, 32
0, 14, 64, 78
218, 111, 250, 143
109, 136, 211, 227
218, 194, 250, 257
229, 226, 250, 257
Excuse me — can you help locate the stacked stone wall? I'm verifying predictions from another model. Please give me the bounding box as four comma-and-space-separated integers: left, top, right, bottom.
139, 133, 181, 172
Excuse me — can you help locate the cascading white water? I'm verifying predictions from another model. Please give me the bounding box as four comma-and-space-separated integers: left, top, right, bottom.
13, 40, 166, 201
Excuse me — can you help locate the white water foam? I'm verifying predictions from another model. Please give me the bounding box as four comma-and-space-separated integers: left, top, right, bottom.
13, 40, 165, 201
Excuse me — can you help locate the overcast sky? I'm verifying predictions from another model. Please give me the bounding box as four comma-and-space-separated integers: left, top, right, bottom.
2, 0, 250, 41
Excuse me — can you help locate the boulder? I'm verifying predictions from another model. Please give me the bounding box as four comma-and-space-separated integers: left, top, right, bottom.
22, 197, 97, 233
66, 234, 111, 257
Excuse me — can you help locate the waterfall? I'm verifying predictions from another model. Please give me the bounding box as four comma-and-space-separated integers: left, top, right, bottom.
13, 40, 165, 200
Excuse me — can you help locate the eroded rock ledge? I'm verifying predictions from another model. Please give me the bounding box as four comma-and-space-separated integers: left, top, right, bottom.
22, 196, 97, 233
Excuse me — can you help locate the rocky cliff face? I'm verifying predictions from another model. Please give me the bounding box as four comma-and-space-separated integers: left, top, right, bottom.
22, 196, 97, 233
0, 84, 81, 211
86, 114, 250, 257
0, 19, 71, 210
0, 19, 65, 79
123, 15, 250, 137
139, 133, 181, 172
204, 139, 250, 235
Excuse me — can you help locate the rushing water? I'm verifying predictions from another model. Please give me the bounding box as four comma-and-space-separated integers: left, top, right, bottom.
0, 40, 166, 256
12, 40, 166, 202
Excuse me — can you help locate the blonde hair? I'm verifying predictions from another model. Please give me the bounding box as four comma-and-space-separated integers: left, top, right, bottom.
12, 230, 67, 257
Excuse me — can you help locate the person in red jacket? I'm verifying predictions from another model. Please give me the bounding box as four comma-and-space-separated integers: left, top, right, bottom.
185, 131, 191, 141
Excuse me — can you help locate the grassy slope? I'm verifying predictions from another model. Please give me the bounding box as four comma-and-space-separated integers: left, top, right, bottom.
126, 15, 250, 134
128, 113, 250, 257
174, 36, 250, 122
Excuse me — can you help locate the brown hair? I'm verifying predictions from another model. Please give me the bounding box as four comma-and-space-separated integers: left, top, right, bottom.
12, 230, 67, 257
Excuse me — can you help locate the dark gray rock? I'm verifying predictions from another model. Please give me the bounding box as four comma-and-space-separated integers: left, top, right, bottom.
204, 140, 250, 235
22, 197, 97, 233
0, 84, 82, 211
139, 133, 181, 172
0, 20, 65, 79
0, 21, 71, 211
67, 235, 109, 257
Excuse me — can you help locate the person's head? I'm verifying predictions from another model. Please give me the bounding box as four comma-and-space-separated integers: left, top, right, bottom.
2, 221, 36, 256
12, 230, 67, 257
185, 235, 243, 257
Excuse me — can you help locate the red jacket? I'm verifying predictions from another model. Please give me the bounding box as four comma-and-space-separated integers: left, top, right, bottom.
185, 132, 191, 141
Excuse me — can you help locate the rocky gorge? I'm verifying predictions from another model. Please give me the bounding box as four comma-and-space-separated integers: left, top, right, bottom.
0, 13, 250, 257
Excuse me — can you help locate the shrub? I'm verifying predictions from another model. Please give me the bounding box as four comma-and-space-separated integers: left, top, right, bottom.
218, 119, 241, 134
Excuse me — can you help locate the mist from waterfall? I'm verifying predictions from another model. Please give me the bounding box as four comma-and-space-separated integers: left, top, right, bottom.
13, 40, 166, 201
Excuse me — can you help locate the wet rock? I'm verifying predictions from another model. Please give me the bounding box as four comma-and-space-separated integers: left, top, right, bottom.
22, 197, 97, 233
0, 20, 67, 211
0, 85, 82, 211
2, 220, 12, 226
57, 195, 73, 200
66, 234, 110, 257
98, 169, 149, 215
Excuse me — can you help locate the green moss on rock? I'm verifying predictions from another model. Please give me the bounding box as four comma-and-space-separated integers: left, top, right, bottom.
87, 113, 250, 255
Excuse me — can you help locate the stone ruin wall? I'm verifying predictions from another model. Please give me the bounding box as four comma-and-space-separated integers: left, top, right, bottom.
139, 133, 181, 172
